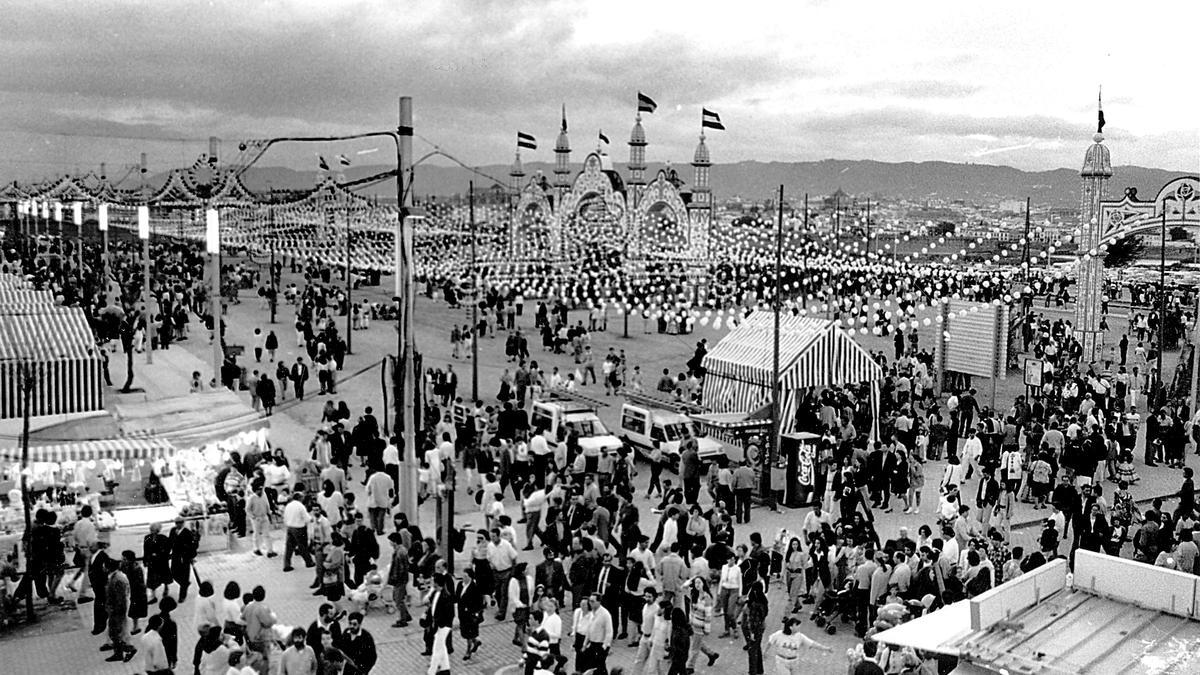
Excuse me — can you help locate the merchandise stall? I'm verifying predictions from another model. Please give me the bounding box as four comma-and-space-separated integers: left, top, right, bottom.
699, 313, 883, 499
0, 305, 105, 420
701, 313, 884, 437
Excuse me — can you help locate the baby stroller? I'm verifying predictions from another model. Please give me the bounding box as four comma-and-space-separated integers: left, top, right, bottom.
811, 581, 857, 634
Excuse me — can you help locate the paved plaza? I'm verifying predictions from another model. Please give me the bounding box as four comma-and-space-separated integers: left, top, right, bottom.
1, 257, 1193, 675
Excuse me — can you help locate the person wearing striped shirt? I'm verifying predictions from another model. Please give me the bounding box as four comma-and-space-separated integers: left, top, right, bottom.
522, 626, 551, 675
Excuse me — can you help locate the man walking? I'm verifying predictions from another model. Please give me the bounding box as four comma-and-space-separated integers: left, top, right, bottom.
282, 493, 315, 572
166, 517, 197, 602
732, 460, 757, 524
291, 356, 310, 400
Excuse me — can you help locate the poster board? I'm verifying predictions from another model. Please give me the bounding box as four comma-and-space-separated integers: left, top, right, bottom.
1023, 358, 1044, 388
935, 300, 1012, 380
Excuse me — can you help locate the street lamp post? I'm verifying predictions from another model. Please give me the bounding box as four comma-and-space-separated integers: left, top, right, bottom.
207, 208, 222, 384
231, 95, 423, 536
470, 180, 478, 402
138, 206, 153, 365
72, 201, 83, 279
345, 208, 353, 354
98, 204, 110, 304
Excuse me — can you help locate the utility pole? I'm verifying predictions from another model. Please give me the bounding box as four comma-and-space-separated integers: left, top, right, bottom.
1157, 208, 1167, 405
345, 206, 353, 354
470, 181, 479, 402
1022, 197, 1032, 281
269, 207, 277, 324
761, 184, 784, 510
140, 153, 152, 365
19, 361, 35, 623
394, 96, 420, 527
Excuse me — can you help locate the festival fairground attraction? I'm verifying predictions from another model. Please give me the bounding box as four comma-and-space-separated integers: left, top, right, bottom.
0, 13, 1196, 675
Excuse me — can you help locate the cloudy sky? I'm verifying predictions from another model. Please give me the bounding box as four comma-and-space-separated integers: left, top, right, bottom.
1, 0, 1195, 184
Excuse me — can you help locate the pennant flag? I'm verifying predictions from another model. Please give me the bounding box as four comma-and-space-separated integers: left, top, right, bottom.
337, 154, 351, 166
517, 131, 537, 150
702, 108, 725, 130
599, 130, 610, 145
317, 155, 330, 171
637, 92, 658, 114
1097, 88, 1106, 134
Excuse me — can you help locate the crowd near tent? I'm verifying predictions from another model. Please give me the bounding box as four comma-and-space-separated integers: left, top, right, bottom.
701, 312, 883, 435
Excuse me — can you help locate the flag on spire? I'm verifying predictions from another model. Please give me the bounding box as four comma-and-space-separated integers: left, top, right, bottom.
637, 92, 658, 114
561, 104, 568, 132
701, 108, 725, 130
1097, 88, 1106, 134
599, 130, 610, 145
517, 132, 537, 150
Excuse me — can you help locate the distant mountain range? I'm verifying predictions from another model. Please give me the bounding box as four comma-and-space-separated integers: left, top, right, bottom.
236, 159, 1190, 209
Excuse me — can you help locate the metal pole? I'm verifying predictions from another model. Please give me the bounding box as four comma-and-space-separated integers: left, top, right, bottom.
345, 208, 353, 354
761, 184, 784, 510
396, 96, 420, 524
1158, 208, 1166, 402
19, 362, 35, 623
865, 198, 871, 256
1190, 293, 1200, 418
211, 206, 223, 385
470, 181, 479, 402
1022, 197, 1031, 281
143, 213, 153, 365
269, 208, 277, 324
101, 226, 109, 304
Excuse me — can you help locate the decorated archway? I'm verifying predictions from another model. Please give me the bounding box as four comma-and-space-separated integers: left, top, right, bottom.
1099, 176, 1200, 245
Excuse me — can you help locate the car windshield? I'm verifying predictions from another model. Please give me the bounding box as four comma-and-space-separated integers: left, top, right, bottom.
568, 418, 609, 436
663, 422, 693, 442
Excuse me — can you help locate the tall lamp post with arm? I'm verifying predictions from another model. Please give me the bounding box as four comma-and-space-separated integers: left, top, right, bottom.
234, 95, 423, 523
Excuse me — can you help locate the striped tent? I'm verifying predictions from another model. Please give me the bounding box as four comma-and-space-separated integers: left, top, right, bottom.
701, 312, 883, 434
0, 307, 104, 419
0, 437, 174, 463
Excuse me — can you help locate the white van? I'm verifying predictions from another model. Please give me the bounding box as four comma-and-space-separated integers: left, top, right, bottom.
530, 398, 623, 456
619, 402, 733, 464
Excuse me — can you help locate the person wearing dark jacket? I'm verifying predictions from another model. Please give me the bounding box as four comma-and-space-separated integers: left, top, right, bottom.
456, 568, 485, 659
421, 575, 456, 656
340, 611, 377, 674
167, 517, 198, 602
346, 515, 379, 588
143, 523, 171, 604
88, 542, 113, 635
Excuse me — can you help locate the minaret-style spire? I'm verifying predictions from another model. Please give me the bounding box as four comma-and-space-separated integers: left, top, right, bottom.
628, 112, 647, 188
509, 150, 525, 194
692, 130, 711, 201
553, 104, 571, 190
1075, 95, 1113, 364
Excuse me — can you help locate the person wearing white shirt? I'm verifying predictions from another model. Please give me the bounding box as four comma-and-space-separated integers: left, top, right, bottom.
140, 616, 170, 674
659, 514, 679, 554
539, 597, 564, 667
961, 430, 983, 478
629, 538, 657, 583
583, 592, 614, 672
570, 599, 594, 665
522, 487, 548, 551
193, 581, 221, 628
716, 559, 742, 636
281, 494, 314, 571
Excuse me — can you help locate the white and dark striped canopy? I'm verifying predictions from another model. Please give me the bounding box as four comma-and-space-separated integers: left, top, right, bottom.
0, 437, 175, 463
701, 312, 882, 432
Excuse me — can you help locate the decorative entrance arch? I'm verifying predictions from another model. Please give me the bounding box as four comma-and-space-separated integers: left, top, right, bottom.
1099, 176, 1200, 245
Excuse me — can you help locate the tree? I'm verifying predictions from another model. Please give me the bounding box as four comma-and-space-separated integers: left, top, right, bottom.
1169, 225, 1190, 241
1103, 235, 1146, 268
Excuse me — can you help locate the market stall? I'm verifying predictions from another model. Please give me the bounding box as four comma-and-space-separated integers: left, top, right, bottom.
0, 305, 104, 420
701, 312, 884, 436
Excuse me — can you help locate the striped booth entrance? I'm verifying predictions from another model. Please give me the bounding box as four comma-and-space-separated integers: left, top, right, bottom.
0, 437, 175, 463
701, 312, 884, 435
0, 306, 104, 419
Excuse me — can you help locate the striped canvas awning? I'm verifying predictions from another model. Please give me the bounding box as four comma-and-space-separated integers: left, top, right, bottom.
0, 307, 97, 361
701, 312, 883, 433
0, 437, 175, 463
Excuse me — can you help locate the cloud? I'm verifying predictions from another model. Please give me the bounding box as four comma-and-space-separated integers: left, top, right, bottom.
836, 80, 982, 99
